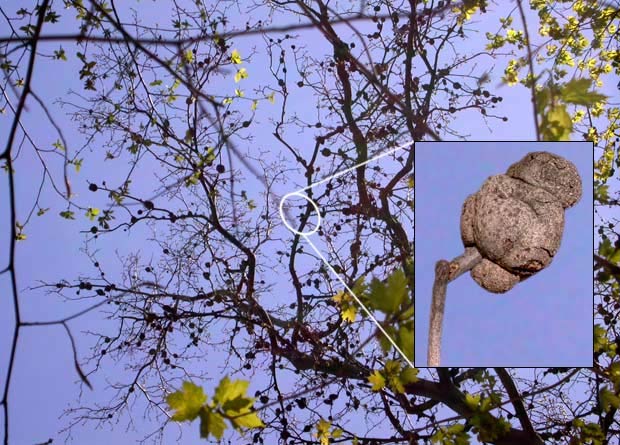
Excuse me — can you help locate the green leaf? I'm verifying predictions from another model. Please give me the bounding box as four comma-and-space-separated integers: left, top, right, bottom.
397, 325, 414, 361
37, 207, 49, 216
213, 376, 249, 405
368, 370, 386, 391
541, 105, 572, 141
228, 410, 264, 430
384, 359, 405, 394
598, 237, 620, 263
379, 325, 397, 354
560, 78, 608, 106
86, 207, 100, 221
234, 68, 248, 83
50, 138, 62, 150
464, 393, 481, 410
599, 387, 620, 412
149, 79, 162, 86
386, 268, 408, 308
74, 158, 83, 173
166, 381, 207, 422
199, 407, 227, 439
609, 362, 620, 386
315, 419, 332, 445
53, 47, 67, 61
184, 49, 194, 63
231, 49, 242, 65
59, 210, 75, 220
535, 86, 550, 115
399, 366, 419, 385
222, 396, 252, 413
595, 184, 609, 204
369, 269, 407, 314
598, 238, 620, 265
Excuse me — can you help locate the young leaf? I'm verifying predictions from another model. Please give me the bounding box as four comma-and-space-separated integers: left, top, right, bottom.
184, 49, 194, 63
315, 419, 332, 445
385, 268, 408, 310
333, 290, 357, 322
59, 210, 76, 220
368, 370, 386, 391
397, 326, 414, 361
228, 410, 264, 430
400, 366, 419, 385
231, 49, 242, 65
166, 381, 207, 422
340, 305, 357, 323
560, 78, 608, 106
213, 376, 249, 405
369, 269, 407, 314
234, 68, 248, 83
464, 393, 481, 410
199, 408, 227, 440
86, 207, 100, 221
222, 397, 252, 413
542, 105, 572, 141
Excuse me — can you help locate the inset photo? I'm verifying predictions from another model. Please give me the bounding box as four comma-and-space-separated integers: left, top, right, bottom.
414, 142, 593, 367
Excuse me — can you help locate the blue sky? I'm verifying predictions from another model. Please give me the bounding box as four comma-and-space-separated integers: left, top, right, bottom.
414, 142, 593, 367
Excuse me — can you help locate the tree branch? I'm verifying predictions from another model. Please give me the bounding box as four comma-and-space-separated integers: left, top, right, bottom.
428, 247, 482, 366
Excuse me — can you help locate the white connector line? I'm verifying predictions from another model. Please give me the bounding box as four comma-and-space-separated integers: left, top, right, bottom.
278, 140, 416, 368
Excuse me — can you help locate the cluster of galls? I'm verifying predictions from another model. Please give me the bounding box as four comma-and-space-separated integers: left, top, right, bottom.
460, 151, 582, 293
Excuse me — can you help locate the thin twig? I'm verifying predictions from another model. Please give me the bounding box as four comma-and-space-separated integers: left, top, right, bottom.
428, 247, 482, 366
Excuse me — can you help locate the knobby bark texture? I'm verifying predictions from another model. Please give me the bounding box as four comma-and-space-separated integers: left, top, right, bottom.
461, 151, 582, 293
429, 151, 582, 366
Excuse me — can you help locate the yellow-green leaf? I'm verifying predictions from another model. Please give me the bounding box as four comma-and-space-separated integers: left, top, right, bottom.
368, 370, 386, 391
228, 410, 264, 429
464, 393, 481, 410
231, 49, 242, 64
315, 419, 331, 445
234, 68, 248, 83
199, 407, 226, 439
341, 305, 357, 323
599, 387, 620, 412
59, 210, 75, 220
398, 325, 414, 361
542, 105, 572, 141
86, 207, 100, 221
184, 49, 194, 63
333, 290, 357, 322
400, 366, 419, 385
166, 381, 207, 422
213, 376, 249, 405
560, 78, 608, 106
267, 92, 275, 103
